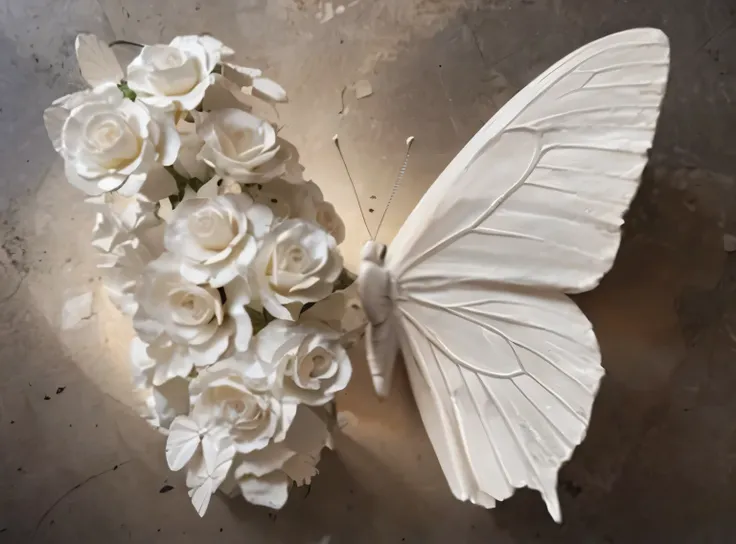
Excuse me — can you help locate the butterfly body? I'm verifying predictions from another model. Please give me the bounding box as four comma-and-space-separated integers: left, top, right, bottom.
358, 241, 400, 396
354, 28, 670, 521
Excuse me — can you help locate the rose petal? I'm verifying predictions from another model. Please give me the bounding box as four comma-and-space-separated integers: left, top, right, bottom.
238, 472, 290, 509
234, 443, 295, 479
166, 416, 202, 471
75, 33, 124, 87
180, 262, 211, 284
152, 347, 194, 385
252, 77, 288, 103
43, 106, 68, 152
152, 378, 191, 429
157, 114, 182, 166
64, 161, 105, 195
190, 318, 234, 368
231, 311, 253, 352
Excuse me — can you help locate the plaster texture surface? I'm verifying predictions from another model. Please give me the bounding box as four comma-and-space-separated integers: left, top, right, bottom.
2, 0, 736, 542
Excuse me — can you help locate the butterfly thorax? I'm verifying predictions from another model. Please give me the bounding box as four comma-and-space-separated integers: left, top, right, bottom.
358, 241, 394, 326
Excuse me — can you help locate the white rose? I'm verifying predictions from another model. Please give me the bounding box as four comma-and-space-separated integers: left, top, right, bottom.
247, 181, 345, 244
127, 35, 231, 111
44, 83, 180, 196
166, 414, 237, 517
231, 405, 332, 508
304, 182, 346, 244
189, 359, 297, 454
89, 197, 162, 317
254, 320, 352, 405
130, 337, 190, 430
195, 108, 285, 185
134, 255, 226, 345
164, 194, 272, 287
74, 33, 124, 89
246, 179, 315, 225
173, 118, 210, 181
252, 219, 343, 320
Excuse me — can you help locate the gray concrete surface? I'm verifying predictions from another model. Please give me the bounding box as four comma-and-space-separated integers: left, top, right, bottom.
2, 0, 736, 542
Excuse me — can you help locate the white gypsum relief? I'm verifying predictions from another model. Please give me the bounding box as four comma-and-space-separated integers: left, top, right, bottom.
47, 33, 356, 517
356, 28, 670, 522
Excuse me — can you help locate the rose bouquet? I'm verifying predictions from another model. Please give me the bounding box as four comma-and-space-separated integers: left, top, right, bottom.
44, 34, 357, 516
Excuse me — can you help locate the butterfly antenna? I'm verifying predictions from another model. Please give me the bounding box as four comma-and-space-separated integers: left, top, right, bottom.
333, 134, 373, 239
374, 136, 414, 240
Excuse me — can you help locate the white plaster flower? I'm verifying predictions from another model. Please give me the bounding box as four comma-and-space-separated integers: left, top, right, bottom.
233, 444, 295, 509
185, 441, 236, 516
219, 63, 287, 104
188, 359, 298, 454
166, 414, 236, 516
246, 178, 316, 226
232, 406, 332, 508
254, 320, 352, 405
127, 35, 231, 112
164, 194, 273, 287
173, 118, 210, 181
130, 337, 190, 430
165, 357, 299, 516
246, 180, 345, 243
134, 255, 226, 344
305, 181, 346, 244
89, 197, 162, 316
44, 83, 180, 196
195, 108, 285, 185
131, 256, 255, 381
252, 219, 343, 320
74, 33, 124, 88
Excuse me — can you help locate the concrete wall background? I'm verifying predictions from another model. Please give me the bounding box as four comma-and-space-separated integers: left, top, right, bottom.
2, 0, 736, 542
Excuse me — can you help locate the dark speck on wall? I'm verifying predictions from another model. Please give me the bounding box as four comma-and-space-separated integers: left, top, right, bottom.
159, 484, 174, 493
56, 386, 65, 395
561, 479, 582, 497
43, 395, 50, 400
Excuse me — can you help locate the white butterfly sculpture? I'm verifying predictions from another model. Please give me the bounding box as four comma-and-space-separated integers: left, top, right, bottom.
355, 28, 670, 521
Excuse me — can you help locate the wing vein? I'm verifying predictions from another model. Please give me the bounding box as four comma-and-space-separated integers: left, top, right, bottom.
407, 295, 595, 394
541, 142, 646, 156
399, 307, 526, 379
517, 105, 659, 130
457, 367, 514, 491
535, 164, 636, 180
397, 133, 541, 275
525, 180, 630, 207
505, 39, 666, 127
576, 60, 669, 74
510, 379, 577, 447
463, 306, 584, 345
472, 227, 543, 241
477, 377, 544, 490
559, 81, 666, 99
471, 224, 610, 260
514, 372, 588, 428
